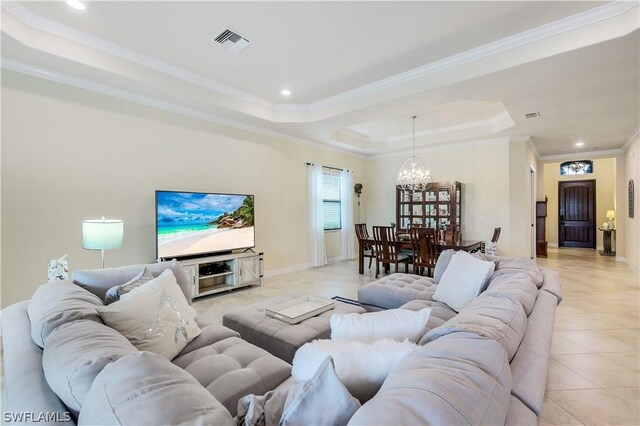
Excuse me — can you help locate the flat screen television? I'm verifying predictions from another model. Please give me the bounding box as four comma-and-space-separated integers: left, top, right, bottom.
156, 190, 255, 259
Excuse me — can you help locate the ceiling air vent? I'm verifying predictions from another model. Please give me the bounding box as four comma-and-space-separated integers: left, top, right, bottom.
558, 145, 599, 153
213, 27, 251, 53
525, 112, 540, 119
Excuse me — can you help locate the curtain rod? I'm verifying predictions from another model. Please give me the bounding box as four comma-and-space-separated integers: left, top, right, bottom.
304, 162, 352, 173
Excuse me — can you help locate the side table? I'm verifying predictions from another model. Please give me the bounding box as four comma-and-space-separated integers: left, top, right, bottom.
598, 227, 616, 256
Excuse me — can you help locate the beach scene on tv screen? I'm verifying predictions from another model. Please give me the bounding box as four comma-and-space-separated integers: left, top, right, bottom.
157, 192, 254, 258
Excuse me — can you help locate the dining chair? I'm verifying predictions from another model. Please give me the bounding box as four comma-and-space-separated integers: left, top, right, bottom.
491, 227, 501, 243
443, 224, 460, 244
355, 223, 375, 270
372, 226, 411, 278
409, 227, 438, 277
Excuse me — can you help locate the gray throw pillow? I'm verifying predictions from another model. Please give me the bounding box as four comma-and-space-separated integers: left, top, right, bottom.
79, 351, 234, 425
104, 267, 155, 304
281, 356, 361, 425
237, 357, 360, 426
433, 249, 456, 284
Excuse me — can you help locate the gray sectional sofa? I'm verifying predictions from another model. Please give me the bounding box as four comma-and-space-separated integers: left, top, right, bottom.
2, 261, 291, 425
2, 254, 561, 425
354, 253, 563, 424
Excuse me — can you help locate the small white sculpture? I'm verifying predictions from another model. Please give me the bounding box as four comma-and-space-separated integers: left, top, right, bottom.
484, 241, 497, 255
48, 255, 68, 281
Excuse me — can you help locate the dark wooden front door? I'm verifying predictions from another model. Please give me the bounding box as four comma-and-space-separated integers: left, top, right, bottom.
559, 180, 596, 248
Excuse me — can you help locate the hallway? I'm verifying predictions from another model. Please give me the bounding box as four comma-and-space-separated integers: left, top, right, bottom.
537, 248, 639, 425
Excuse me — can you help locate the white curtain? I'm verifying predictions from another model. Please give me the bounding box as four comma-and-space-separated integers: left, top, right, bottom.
308, 164, 327, 267
340, 170, 355, 260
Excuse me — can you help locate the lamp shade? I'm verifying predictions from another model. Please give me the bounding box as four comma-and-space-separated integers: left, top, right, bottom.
606, 210, 616, 219
82, 218, 124, 250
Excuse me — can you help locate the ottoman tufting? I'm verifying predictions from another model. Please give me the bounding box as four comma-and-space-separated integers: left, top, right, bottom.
357, 273, 438, 311
222, 293, 365, 363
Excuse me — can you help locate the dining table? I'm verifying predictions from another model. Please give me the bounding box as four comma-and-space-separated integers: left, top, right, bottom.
357, 236, 482, 274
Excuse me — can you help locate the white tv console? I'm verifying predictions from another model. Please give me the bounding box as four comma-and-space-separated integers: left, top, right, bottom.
179, 251, 263, 300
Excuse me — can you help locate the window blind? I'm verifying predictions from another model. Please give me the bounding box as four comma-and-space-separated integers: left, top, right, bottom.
322, 172, 341, 230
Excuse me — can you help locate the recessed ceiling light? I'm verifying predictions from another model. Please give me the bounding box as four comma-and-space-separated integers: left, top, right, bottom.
280, 89, 291, 97
575, 141, 585, 147
66, 0, 86, 10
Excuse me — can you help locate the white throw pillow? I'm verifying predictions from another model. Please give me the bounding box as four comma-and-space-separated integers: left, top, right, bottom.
292, 339, 418, 402
330, 308, 431, 343
433, 251, 496, 312
98, 269, 201, 360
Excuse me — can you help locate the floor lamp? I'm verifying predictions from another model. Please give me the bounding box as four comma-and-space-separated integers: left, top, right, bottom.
82, 217, 124, 268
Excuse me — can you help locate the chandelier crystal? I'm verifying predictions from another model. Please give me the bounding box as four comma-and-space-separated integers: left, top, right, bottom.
396, 116, 433, 192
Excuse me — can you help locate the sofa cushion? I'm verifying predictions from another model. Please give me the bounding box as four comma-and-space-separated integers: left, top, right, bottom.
433, 251, 496, 312
330, 308, 431, 343
484, 271, 539, 316
398, 299, 457, 334
422, 292, 527, 361
172, 335, 291, 416
348, 332, 512, 426
27, 281, 104, 348
42, 320, 138, 416
505, 395, 538, 426
357, 273, 436, 310
292, 339, 418, 402
493, 257, 544, 288
97, 269, 201, 360
1, 301, 73, 423
73, 259, 192, 303
540, 268, 563, 303
78, 351, 234, 426
510, 290, 558, 416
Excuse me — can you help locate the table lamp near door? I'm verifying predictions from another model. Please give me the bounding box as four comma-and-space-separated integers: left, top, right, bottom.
606, 210, 615, 229
82, 217, 124, 268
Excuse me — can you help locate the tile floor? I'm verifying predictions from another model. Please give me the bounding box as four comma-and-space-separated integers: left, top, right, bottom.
194, 247, 640, 425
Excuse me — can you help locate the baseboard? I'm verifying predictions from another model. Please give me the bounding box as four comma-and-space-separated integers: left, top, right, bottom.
620, 258, 639, 274
548, 243, 559, 248
264, 262, 311, 278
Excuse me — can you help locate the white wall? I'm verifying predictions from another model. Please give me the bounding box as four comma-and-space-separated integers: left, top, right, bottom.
623, 137, 640, 273
543, 158, 617, 250
365, 138, 514, 254
1, 72, 365, 307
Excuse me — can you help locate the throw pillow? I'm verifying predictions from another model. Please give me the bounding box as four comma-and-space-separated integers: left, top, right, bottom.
330, 308, 431, 343
237, 357, 360, 426
433, 251, 496, 312
292, 339, 418, 402
98, 269, 201, 360
104, 267, 155, 304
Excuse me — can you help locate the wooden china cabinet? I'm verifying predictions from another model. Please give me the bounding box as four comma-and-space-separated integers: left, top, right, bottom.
396, 182, 462, 231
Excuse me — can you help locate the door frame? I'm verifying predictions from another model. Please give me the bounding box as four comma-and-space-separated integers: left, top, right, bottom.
530, 165, 536, 259
558, 179, 596, 249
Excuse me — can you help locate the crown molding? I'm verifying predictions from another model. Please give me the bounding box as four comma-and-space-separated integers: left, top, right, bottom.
1, 2, 276, 110
1, 60, 365, 159
2, 0, 637, 117
539, 149, 624, 162
527, 139, 541, 160
366, 137, 511, 159
622, 124, 640, 151
304, 0, 639, 112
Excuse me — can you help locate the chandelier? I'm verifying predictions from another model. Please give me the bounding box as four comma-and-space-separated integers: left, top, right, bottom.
396, 115, 433, 192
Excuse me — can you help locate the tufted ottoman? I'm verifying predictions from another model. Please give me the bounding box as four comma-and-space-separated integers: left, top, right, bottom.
172, 324, 291, 416
358, 273, 438, 311
222, 293, 365, 363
